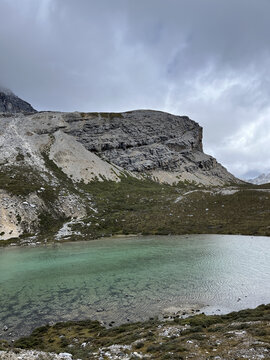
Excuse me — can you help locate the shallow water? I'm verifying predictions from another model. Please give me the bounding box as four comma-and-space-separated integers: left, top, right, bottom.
0, 234, 270, 338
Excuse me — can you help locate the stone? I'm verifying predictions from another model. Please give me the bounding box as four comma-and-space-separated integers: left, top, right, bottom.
58, 352, 73, 359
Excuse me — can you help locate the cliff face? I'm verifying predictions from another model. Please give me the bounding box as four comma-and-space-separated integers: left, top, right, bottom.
62, 110, 236, 184
65, 110, 203, 172
0, 88, 36, 113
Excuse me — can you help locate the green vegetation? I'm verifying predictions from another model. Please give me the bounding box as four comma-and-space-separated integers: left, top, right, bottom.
9, 304, 270, 359
69, 176, 270, 239
0, 166, 43, 196
0, 237, 22, 247
0, 157, 72, 242
1, 154, 270, 245
38, 212, 66, 236
0, 157, 62, 203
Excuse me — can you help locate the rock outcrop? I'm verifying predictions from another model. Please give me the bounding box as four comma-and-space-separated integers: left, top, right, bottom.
65, 111, 203, 171
62, 110, 238, 185
0, 87, 36, 113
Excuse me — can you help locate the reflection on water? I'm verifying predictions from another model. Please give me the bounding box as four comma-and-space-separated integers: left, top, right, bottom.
0, 234, 270, 339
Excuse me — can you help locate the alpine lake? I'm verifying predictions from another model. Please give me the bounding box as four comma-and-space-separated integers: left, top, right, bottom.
0, 234, 270, 340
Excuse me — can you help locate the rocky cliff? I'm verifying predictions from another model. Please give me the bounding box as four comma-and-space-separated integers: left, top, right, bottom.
0, 105, 242, 243
53, 110, 238, 185
0, 87, 36, 113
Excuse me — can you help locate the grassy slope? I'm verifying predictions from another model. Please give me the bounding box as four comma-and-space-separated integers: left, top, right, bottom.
69, 177, 270, 240
0, 162, 67, 244
1, 304, 268, 359
1, 160, 270, 245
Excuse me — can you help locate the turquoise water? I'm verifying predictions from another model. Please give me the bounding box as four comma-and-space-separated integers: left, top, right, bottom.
0, 234, 270, 339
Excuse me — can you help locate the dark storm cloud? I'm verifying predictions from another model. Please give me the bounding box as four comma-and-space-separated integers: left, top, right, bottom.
1, 0, 270, 178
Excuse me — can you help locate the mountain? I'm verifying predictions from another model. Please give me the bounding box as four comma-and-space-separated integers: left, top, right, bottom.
0, 87, 36, 113
248, 173, 270, 185
8, 92, 270, 244
0, 109, 239, 187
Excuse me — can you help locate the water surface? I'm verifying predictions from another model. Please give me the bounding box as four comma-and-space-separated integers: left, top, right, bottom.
0, 234, 270, 339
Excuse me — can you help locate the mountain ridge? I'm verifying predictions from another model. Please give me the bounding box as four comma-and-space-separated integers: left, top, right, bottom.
248, 172, 270, 185
0, 87, 36, 113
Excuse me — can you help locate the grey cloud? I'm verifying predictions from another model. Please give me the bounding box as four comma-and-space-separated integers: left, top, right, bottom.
0, 0, 270, 178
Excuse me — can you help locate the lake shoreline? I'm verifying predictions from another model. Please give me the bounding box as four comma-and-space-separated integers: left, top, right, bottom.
0, 231, 269, 249
0, 300, 263, 342
1, 303, 269, 360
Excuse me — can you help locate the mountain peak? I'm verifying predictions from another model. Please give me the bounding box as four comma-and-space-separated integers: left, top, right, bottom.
0, 86, 14, 95
0, 87, 36, 113
248, 172, 270, 185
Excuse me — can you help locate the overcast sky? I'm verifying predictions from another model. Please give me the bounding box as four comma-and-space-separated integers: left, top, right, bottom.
1, 0, 270, 179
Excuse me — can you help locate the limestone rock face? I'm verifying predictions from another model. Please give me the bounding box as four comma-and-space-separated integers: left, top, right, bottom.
64, 111, 203, 172
62, 110, 238, 185
0, 88, 36, 113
